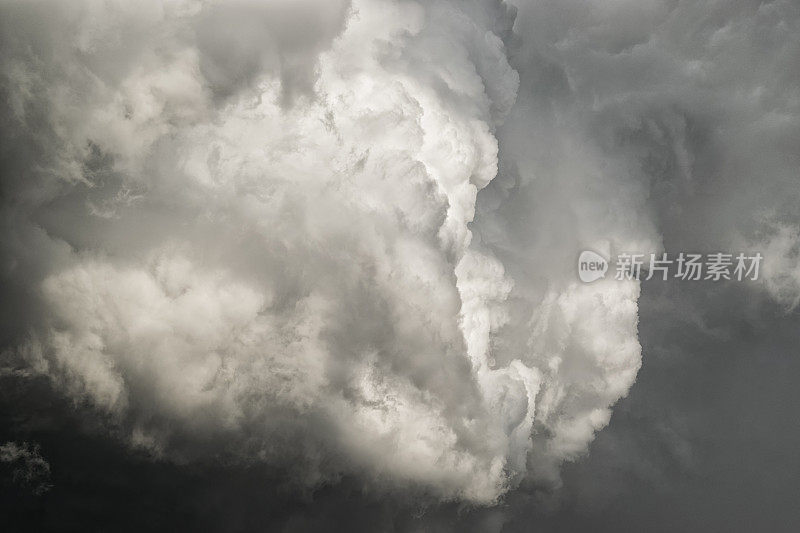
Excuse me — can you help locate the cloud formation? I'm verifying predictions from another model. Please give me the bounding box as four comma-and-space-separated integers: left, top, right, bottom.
2, 0, 796, 509
0, 441, 52, 495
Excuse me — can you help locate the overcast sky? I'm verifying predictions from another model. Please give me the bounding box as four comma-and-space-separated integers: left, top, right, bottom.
1, 0, 799, 531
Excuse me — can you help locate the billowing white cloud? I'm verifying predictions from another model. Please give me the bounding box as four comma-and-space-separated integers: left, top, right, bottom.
2, 0, 795, 507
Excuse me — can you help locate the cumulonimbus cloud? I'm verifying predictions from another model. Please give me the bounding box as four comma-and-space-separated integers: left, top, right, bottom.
8, 0, 795, 505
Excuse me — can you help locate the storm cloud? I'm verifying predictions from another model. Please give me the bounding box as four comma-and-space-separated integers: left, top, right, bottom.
1, 0, 799, 530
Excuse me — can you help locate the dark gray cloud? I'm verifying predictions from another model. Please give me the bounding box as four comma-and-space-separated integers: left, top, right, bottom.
0, 440, 52, 496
